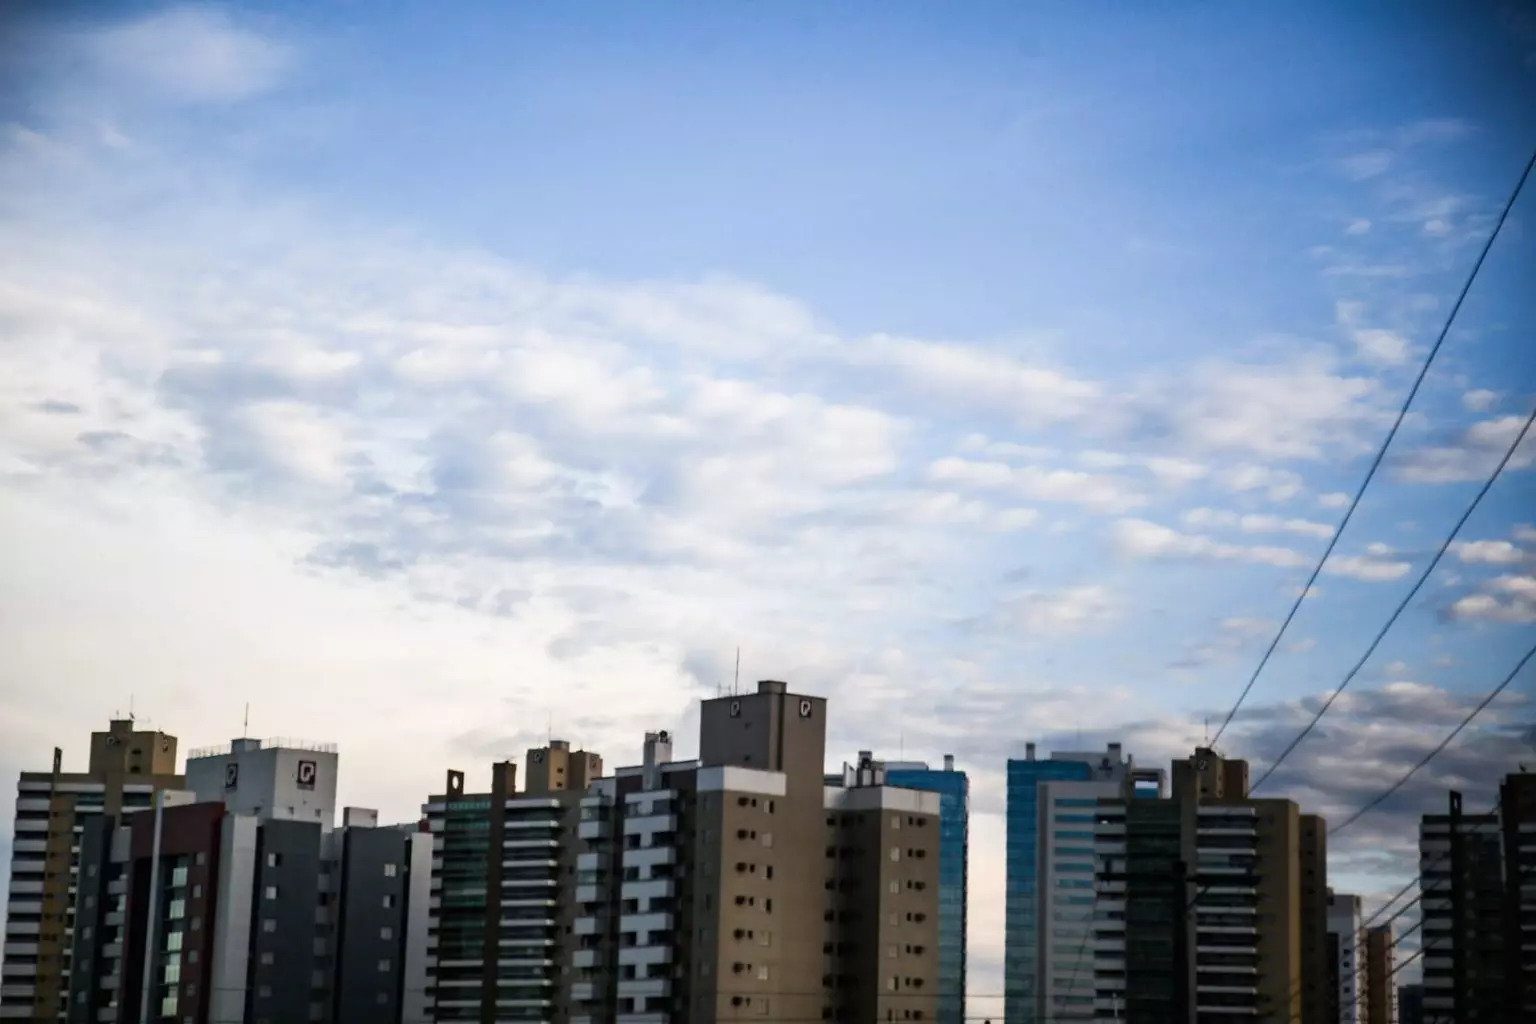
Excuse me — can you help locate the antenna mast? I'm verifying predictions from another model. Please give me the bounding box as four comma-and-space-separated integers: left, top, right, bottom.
733, 647, 741, 696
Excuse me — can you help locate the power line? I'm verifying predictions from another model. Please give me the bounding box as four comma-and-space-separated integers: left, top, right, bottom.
1210, 143, 1536, 748
1250, 396, 1536, 792
1329, 641, 1536, 836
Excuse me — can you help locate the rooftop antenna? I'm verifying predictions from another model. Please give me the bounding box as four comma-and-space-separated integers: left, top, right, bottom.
1203, 716, 1211, 747
733, 647, 741, 696
129, 694, 135, 723
243, 703, 250, 738
547, 711, 553, 746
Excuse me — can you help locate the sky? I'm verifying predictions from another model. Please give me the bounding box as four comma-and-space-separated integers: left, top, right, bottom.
1, 0, 1534, 1009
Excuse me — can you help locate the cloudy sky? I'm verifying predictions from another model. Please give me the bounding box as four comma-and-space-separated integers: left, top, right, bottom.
1, 0, 1533, 1006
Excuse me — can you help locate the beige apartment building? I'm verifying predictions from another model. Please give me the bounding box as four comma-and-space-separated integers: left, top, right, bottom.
1160, 747, 1330, 1024
1, 720, 184, 1021
420, 680, 941, 1024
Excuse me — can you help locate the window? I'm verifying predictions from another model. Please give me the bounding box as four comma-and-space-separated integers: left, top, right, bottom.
262, 919, 276, 934
194, 852, 206, 866
382, 895, 396, 909
889, 881, 900, 894
383, 863, 398, 878
378, 959, 392, 972
257, 985, 271, 999
890, 848, 900, 862
260, 952, 274, 966
264, 885, 278, 900
756, 966, 769, 981
380, 926, 393, 941
265, 853, 281, 868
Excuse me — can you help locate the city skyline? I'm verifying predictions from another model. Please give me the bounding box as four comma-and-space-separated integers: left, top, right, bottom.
2, 1, 1534, 1015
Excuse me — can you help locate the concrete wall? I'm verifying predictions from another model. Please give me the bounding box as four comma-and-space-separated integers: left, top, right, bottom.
246, 819, 323, 1023
186, 743, 338, 829
333, 826, 411, 1023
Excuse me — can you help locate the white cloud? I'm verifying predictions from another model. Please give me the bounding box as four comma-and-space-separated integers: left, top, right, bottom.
1323, 552, 1412, 582
1139, 358, 1379, 460
75, 8, 291, 104
1336, 300, 1409, 365
1462, 389, 1498, 413
1345, 218, 1372, 235
1317, 492, 1350, 509
1182, 507, 1334, 541
1395, 414, 1536, 484
1004, 585, 1115, 636
1338, 150, 1393, 181
1445, 574, 1536, 624
1218, 464, 1305, 502
927, 457, 1145, 514
1110, 519, 1306, 567
858, 335, 1101, 427
1451, 540, 1526, 565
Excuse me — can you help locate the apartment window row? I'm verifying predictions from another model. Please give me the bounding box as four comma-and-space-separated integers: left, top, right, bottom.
735, 796, 774, 812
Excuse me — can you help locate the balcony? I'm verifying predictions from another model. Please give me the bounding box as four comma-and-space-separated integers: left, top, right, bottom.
617, 978, 670, 999
573, 949, 600, 969
618, 945, 672, 967
576, 884, 602, 904
571, 982, 597, 1001
621, 879, 676, 902
622, 814, 678, 836
619, 912, 673, 934
574, 916, 605, 937
622, 846, 675, 869
579, 820, 611, 841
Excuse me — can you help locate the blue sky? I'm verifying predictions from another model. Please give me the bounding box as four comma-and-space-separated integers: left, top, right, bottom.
1, 0, 1533, 1004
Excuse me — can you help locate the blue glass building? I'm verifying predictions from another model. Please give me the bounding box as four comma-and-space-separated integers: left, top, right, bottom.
1004, 756, 1093, 1024
886, 759, 969, 1024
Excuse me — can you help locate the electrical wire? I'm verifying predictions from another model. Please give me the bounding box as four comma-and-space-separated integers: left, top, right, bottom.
1249, 396, 1536, 792
1210, 144, 1536, 748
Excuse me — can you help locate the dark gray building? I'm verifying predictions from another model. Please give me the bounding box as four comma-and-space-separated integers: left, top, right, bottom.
59, 795, 430, 1024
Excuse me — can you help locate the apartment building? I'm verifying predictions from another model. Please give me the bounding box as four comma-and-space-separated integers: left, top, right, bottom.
563, 680, 942, 1024
51, 734, 427, 1024
1002, 741, 1161, 1024
1362, 924, 1394, 1024
421, 739, 602, 1023
1087, 747, 1329, 1024
1, 720, 183, 1021
1396, 982, 1423, 1024
882, 756, 968, 1024
1326, 890, 1364, 1023
1419, 773, 1535, 1023
1173, 748, 1330, 1024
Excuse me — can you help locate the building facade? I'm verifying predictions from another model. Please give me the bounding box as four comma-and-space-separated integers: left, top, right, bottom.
1418, 773, 1535, 1024
879, 756, 969, 1024
422, 741, 600, 1023
1326, 890, 1364, 1023
1362, 924, 1394, 1024
1003, 742, 1161, 1024
1086, 747, 1330, 1024
2, 720, 183, 1021
14, 732, 428, 1024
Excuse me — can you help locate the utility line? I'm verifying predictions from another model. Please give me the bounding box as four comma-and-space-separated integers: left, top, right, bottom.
1211, 144, 1536, 748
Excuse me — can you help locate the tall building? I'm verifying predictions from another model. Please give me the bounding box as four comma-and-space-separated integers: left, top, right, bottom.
54, 735, 429, 1024
421, 739, 602, 1023
559, 680, 942, 1024
878, 755, 968, 1024
1326, 890, 1365, 1023
1003, 742, 1160, 1024
1419, 773, 1535, 1023
1, 719, 183, 1021
1396, 982, 1423, 1024
1362, 924, 1394, 1024
1089, 746, 1331, 1023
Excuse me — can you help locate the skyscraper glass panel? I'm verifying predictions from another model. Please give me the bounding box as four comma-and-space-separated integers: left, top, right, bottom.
1004, 759, 1092, 1024
887, 765, 969, 1024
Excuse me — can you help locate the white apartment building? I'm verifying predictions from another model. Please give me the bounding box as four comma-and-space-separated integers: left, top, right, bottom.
1327, 890, 1364, 1023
